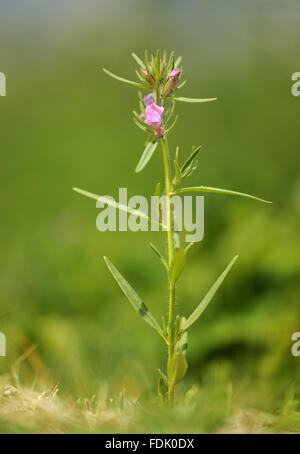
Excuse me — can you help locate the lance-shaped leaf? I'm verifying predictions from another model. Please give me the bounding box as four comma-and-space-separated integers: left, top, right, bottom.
168, 352, 188, 387
175, 317, 188, 356
169, 247, 185, 284
184, 242, 195, 255
104, 256, 163, 335
133, 117, 149, 133
102, 68, 148, 90
176, 79, 187, 90
174, 185, 272, 204
166, 51, 175, 75
73, 187, 166, 229
154, 182, 161, 198
155, 49, 160, 80
170, 96, 217, 103
181, 145, 202, 173
144, 50, 151, 76
148, 243, 168, 271
157, 368, 168, 401
164, 115, 178, 135
135, 140, 158, 173
158, 368, 168, 386
131, 53, 145, 68
164, 99, 175, 125
173, 159, 182, 184
174, 56, 182, 67
182, 255, 239, 331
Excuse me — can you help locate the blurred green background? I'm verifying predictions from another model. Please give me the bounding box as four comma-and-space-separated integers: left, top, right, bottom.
0, 0, 300, 424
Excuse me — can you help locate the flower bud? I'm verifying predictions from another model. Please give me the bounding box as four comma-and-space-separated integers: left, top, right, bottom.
165, 67, 181, 97
142, 69, 150, 81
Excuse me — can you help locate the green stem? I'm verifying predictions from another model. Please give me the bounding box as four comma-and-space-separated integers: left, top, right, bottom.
161, 137, 174, 265
161, 137, 175, 405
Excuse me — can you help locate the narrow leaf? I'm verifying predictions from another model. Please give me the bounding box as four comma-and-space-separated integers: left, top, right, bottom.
174, 56, 182, 67
133, 117, 150, 133
103, 68, 147, 90
164, 115, 178, 135
169, 247, 185, 284
173, 160, 182, 184
176, 79, 187, 90
182, 255, 239, 330
154, 182, 161, 198
135, 70, 144, 82
184, 242, 195, 255
164, 99, 175, 125
155, 49, 160, 80
133, 110, 145, 123
175, 317, 188, 356
161, 315, 167, 333
168, 352, 188, 387
166, 51, 175, 75
162, 78, 173, 96
181, 145, 202, 172
170, 96, 217, 103
181, 163, 198, 180
131, 53, 145, 67
148, 243, 168, 271
144, 50, 151, 76
175, 186, 272, 204
158, 368, 168, 386
135, 141, 158, 173
157, 376, 167, 399
73, 187, 164, 228
104, 256, 163, 334
184, 384, 198, 405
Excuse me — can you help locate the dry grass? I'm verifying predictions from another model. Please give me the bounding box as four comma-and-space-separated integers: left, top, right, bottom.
0, 376, 137, 434
1, 373, 299, 434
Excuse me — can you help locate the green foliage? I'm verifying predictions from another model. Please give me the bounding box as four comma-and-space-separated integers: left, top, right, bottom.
169, 247, 185, 284
103, 256, 163, 335
135, 140, 158, 173
102, 68, 147, 89
170, 96, 217, 103
182, 255, 239, 330
77, 50, 273, 404
175, 186, 272, 204
1, 7, 299, 431
168, 352, 188, 388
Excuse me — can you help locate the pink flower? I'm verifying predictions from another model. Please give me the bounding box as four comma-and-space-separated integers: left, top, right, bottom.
165, 67, 181, 96
143, 93, 154, 107
144, 102, 164, 138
